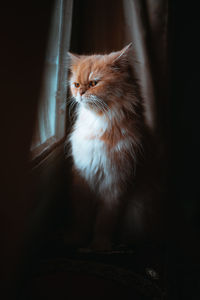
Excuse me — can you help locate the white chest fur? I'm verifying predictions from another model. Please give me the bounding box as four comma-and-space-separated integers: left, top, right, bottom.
70, 107, 109, 183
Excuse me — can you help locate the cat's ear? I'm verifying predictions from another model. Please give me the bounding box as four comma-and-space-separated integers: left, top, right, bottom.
110, 43, 132, 67
67, 52, 80, 69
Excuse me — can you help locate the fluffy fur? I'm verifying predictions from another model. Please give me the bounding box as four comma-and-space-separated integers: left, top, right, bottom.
66, 44, 159, 251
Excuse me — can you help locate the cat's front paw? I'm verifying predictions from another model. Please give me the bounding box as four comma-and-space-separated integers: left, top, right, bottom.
90, 237, 112, 252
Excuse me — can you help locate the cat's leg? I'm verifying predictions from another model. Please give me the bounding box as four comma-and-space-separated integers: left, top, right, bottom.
64, 172, 95, 247
64, 198, 93, 247
90, 199, 121, 251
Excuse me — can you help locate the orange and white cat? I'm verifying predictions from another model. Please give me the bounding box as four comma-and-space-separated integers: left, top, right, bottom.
66, 44, 161, 251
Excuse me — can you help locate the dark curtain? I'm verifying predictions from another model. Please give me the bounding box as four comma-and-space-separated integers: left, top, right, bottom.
0, 1, 54, 298
169, 1, 200, 299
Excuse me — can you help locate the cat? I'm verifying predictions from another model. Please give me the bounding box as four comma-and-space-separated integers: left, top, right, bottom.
65, 44, 162, 251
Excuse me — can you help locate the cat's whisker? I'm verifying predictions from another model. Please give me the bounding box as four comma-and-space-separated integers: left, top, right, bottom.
66, 96, 75, 107
66, 95, 75, 105
95, 101, 111, 120
88, 98, 110, 120
95, 97, 111, 114
88, 99, 103, 114
93, 102, 102, 113
70, 100, 77, 113
68, 98, 77, 120
88, 95, 112, 121
93, 98, 106, 111
98, 99, 109, 110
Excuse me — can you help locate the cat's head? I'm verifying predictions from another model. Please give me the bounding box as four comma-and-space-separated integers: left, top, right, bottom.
68, 44, 135, 117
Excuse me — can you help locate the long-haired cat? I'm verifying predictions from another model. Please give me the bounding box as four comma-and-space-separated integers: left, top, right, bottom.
65, 44, 162, 251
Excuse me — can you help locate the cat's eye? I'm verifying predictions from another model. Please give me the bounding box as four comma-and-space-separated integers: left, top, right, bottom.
89, 80, 98, 87
74, 82, 80, 88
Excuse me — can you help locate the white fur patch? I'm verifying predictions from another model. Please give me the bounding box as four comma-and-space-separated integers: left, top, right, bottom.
70, 105, 135, 203
70, 106, 109, 184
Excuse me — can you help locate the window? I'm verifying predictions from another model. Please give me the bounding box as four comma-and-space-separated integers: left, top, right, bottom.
31, 0, 73, 160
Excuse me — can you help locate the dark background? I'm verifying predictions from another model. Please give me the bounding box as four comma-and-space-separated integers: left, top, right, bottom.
0, 1, 200, 299
168, 1, 200, 299
0, 1, 54, 298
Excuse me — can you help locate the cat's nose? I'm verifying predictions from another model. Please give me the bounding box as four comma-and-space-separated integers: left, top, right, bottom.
79, 88, 86, 96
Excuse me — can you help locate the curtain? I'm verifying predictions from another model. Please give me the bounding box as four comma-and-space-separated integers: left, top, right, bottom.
0, 1, 54, 296
31, 0, 73, 157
